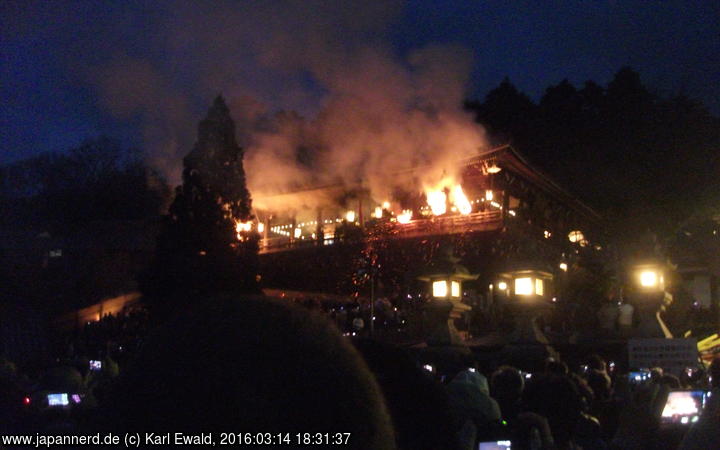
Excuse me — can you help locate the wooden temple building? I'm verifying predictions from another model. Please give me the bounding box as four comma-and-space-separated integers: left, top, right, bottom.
254, 145, 605, 299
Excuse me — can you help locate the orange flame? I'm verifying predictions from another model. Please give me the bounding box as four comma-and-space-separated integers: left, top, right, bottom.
451, 185, 472, 215
235, 221, 252, 233
426, 190, 447, 215
235, 220, 252, 240
397, 210, 413, 224
425, 181, 473, 216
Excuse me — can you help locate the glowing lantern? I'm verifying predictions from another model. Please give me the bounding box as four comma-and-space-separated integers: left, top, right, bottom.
452, 185, 472, 215
418, 245, 477, 300
345, 210, 356, 222
257, 222, 265, 233
432, 280, 448, 298
485, 190, 494, 201
633, 264, 664, 291
417, 244, 478, 346
451, 280, 461, 298
559, 262, 568, 272
568, 230, 584, 243
640, 271, 657, 287
382, 201, 390, 209
426, 190, 447, 215
374, 207, 383, 219
498, 269, 553, 299
294, 228, 301, 238
515, 278, 533, 296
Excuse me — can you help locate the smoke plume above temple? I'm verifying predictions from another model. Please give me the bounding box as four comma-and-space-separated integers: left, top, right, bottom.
91, 1, 488, 210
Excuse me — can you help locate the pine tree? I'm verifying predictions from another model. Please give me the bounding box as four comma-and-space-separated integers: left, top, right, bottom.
142, 96, 260, 306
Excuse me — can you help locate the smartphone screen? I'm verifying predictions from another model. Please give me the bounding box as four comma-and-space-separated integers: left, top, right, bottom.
47, 393, 69, 406
478, 440, 511, 450
628, 371, 650, 384
660, 390, 707, 425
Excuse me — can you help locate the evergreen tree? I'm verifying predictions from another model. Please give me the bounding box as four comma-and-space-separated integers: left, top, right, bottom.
142, 96, 260, 306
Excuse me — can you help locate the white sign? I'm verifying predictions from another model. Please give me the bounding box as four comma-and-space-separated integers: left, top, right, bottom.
628, 338, 698, 375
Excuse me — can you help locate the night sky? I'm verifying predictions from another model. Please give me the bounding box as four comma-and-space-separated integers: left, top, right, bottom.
2, 0, 719, 166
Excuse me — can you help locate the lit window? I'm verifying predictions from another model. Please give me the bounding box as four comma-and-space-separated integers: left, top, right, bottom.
433, 280, 448, 298
515, 277, 533, 296
535, 279, 544, 296
451, 281, 461, 298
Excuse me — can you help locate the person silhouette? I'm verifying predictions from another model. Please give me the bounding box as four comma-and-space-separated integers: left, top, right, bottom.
100, 296, 396, 449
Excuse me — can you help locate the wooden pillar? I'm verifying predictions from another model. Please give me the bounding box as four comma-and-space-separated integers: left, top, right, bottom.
316, 208, 323, 245
290, 216, 297, 245
502, 189, 510, 225
261, 216, 269, 251
712, 274, 719, 330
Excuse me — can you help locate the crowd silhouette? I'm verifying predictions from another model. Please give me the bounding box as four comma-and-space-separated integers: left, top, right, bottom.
1, 296, 717, 450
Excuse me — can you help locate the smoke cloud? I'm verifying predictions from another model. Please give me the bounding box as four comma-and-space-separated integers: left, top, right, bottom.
90, 1, 488, 212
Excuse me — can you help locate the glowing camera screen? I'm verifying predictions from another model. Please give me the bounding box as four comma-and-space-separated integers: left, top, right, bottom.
661, 390, 707, 425
47, 393, 69, 406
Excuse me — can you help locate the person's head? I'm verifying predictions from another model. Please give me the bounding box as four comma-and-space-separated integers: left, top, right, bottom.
710, 356, 720, 389
585, 370, 610, 402
650, 367, 664, 381
354, 339, 459, 450
523, 374, 583, 448
452, 369, 491, 396
658, 373, 681, 389
491, 365, 524, 401
0, 358, 17, 379
568, 372, 595, 408
42, 366, 84, 393
544, 358, 568, 376
587, 354, 606, 372
103, 297, 395, 450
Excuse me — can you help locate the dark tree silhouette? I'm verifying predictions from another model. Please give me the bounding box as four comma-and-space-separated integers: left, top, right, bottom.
141, 96, 260, 307
0, 137, 169, 228
465, 77, 537, 147
465, 67, 720, 241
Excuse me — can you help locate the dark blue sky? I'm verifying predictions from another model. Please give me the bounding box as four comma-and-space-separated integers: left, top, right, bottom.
2, 0, 718, 165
